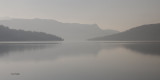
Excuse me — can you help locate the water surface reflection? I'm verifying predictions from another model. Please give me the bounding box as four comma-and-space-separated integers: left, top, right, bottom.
0, 42, 160, 80
0, 43, 55, 56
123, 42, 160, 56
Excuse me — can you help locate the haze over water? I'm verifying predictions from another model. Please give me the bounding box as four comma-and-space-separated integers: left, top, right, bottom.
0, 42, 160, 80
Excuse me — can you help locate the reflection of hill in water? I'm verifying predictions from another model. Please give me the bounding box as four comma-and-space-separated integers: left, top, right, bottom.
0, 43, 57, 56
0, 42, 119, 61
48, 42, 119, 56
123, 43, 160, 56
2, 42, 159, 61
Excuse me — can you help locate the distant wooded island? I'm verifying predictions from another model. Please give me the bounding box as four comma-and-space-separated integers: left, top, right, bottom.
0, 25, 63, 41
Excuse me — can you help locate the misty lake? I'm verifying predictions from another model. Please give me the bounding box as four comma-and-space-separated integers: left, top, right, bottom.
0, 41, 160, 80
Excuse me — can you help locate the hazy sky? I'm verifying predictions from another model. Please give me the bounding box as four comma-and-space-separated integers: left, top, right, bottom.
0, 0, 160, 31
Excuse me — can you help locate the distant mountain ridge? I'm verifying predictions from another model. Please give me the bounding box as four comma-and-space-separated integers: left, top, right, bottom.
89, 23, 160, 41
0, 25, 63, 41
0, 18, 119, 41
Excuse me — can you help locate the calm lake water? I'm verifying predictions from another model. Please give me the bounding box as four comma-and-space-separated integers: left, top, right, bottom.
0, 42, 160, 80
